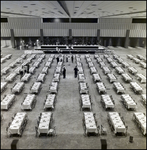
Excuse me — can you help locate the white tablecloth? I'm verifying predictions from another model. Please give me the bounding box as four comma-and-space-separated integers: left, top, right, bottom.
102, 66, 111, 74
113, 82, 125, 94
33, 61, 40, 68
21, 73, 31, 82
53, 73, 60, 82
96, 57, 103, 63
110, 61, 118, 68
107, 57, 113, 63
22, 94, 36, 110
107, 74, 117, 83
96, 82, 106, 93
38, 112, 52, 134
101, 95, 114, 109
80, 83, 88, 94
127, 54, 134, 59
49, 82, 58, 93
121, 73, 132, 82
108, 112, 126, 134
132, 57, 140, 63
77, 67, 84, 74
29, 67, 36, 74
1, 82, 7, 92
37, 73, 46, 82
31, 82, 41, 93
81, 94, 91, 110
1, 67, 10, 74
136, 74, 146, 83
133, 112, 146, 135
45, 61, 51, 67
115, 67, 124, 74
84, 112, 97, 134
1, 94, 15, 110
141, 94, 146, 104
121, 94, 137, 109
44, 94, 56, 109
88, 62, 94, 67
12, 82, 24, 93
99, 62, 106, 68
9, 112, 27, 135
78, 74, 85, 82
121, 61, 129, 68
130, 82, 143, 93
5, 73, 17, 82
92, 73, 101, 82
41, 67, 48, 74
140, 62, 146, 68
128, 67, 137, 74
90, 67, 97, 74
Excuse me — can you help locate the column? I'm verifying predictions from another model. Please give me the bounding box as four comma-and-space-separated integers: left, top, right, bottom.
97, 29, 100, 44
10, 29, 15, 48
40, 29, 44, 45
124, 30, 130, 48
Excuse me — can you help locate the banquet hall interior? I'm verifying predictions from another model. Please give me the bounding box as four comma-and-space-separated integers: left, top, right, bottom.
1, 1, 146, 149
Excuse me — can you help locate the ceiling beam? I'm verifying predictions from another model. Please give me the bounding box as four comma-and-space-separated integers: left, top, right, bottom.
101, 10, 146, 18
57, 1, 70, 17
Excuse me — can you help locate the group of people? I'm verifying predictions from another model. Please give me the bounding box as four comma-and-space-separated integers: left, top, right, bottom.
56, 54, 74, 64
62, 65, 79, 79
19, 64, 30, 79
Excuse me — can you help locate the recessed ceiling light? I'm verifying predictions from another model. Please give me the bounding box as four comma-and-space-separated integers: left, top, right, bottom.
30, 4, 36, 5
75, 7, 79, 8
98, 8, 102, 10
91, 4, 97, 6
23, 6, 28, 8
42, 8, 46, 9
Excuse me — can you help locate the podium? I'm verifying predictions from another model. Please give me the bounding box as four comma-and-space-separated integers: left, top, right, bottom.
11, 139, 19, 149
101, 139, 107, 149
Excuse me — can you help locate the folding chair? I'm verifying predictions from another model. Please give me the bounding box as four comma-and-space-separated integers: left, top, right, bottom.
101, 125, 107, 135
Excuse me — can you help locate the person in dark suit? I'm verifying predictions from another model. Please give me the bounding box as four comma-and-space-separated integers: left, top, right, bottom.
26, 64, 30, 73
19, 66, 24, 79
56, 56, 59, 63
62, 66, 66, 79
74, 66, 78, 78
71, 55, 74, 63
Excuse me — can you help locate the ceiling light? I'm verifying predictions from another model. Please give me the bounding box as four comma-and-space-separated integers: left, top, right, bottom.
6, 8, 10, 9
75, 7, 79, 8
91, 4, 97, 6
42, 8, 45, 9
30, 4, 36, 5
23, 6, 28, 8
129, 7, 133, 9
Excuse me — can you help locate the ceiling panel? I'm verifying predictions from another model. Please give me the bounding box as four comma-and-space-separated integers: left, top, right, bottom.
1, 1, 146, 18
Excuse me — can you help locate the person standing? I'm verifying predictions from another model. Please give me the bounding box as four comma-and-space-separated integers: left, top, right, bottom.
19, 66, 24, 79
62, 66, 66, 79
71, 55, 74, 63
26, 64, 30, 73
66, 55, 68, 62
56, 56, 59, 63
74, 66, 78, 78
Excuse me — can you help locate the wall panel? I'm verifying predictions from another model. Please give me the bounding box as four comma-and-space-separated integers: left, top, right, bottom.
130, 30, 146, 38
43, 29, 68, 36
14, 29, 40, 37
1, 29, 11, 37
101, 29, 126, 37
